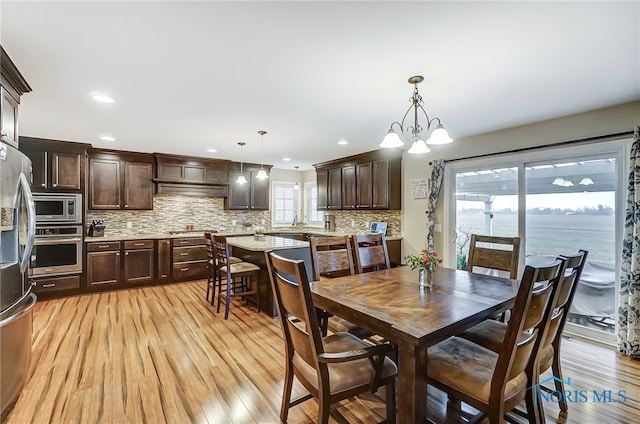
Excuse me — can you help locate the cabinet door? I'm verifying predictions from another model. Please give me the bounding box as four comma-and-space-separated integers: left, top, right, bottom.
89, 158, 121, 209
1, 87, 19, 148
51, 152, 81, 190
342, 165, 356, 209
124, 162, 153, 210
317, 170, 328, 210
157, 239, 172, 282
227, 171, 250, 210
356, 162, 372, 208
87, 250, 121, 285
205, 167, 229, 183
124, 248, 154, 284
250, 171, 269, 210
328, 168, 342, 209
372, 159, 390, 209
25, 150, 47, 190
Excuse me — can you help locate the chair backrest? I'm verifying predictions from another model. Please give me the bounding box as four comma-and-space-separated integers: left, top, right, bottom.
266, 251, 325, 379
351, 233, 391, 274
491, 259, 564, 400
212, 235, 231, 269
466, 234, 521, 279
308, 236, 355, 281
542, 250, 589, 350
204, 232, 215, 262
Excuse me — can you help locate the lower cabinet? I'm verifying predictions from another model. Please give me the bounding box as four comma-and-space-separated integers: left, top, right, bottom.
157, 239, 172, 283
87, 241, 122, 286
33, 274, 81, 294
172, 236, 208, 282
123, 240, 154, 284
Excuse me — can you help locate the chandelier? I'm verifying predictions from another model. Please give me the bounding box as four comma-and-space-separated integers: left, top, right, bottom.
380, 75, 453, 154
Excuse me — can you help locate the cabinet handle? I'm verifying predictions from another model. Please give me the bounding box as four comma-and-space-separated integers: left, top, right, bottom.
125, 205, 128, 208
41, 183, 46, 187
134, 243, 144, 246
181, 267, 189, 272
125, 252, 129, 256
99, 245, 110, 248
180, 253, 189, 256
116, 253, 120, 256
42, 283, 55, 288
179, 241, 189, 244
53, 183, 57, 187
116, 204, 120, 207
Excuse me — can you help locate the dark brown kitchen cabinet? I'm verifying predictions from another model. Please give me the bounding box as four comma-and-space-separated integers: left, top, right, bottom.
172, 237, 208, 281
1, 87, 19, 147
32, 274, 80, 294
0, 48, 30, 149
356, 162, 372, 208
225, 167, 271, 210
123, 240, 154, 284
87, 242, 121, 286
328, 168, 342, 209
342, 165, 356, 209
89, 150, 154, 210
21, 137, 88, 193
372, 159, 390, 209
317, 169, 328, 210
157, 239, 172, 283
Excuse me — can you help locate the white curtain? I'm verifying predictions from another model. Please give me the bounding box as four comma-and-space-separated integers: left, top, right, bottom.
425, 160, 445, 250
619, 125, 640, 358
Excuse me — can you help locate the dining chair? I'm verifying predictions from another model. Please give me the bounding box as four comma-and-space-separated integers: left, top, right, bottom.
457, 251, 588, 421
265, 251, 397, 424
426, 259, 564, 424
466, 234, 521, 279
308, 236, 370, 338
351, 233, 391, 274
212, 235, 260, 319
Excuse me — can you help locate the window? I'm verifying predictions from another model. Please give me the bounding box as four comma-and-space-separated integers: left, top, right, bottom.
304, 182, 323, 225
444, 139, 628, 343
272, 182, 298, 225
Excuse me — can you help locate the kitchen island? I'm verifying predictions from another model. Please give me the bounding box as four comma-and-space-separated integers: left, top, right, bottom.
225, 235, 312, 318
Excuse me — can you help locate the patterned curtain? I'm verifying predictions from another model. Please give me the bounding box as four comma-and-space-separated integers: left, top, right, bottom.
425, 160, 445, 250
619, 125, 640, 358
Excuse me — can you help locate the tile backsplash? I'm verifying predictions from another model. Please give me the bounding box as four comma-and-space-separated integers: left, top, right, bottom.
87, 195, 402, 237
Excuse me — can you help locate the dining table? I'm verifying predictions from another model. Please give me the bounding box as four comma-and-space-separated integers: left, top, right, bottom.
310, 265, 518, 424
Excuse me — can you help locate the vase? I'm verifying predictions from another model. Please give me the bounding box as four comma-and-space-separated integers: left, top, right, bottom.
419, 268, 433, 289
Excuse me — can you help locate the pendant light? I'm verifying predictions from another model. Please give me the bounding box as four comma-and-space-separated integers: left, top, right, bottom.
293, 166, 300, 190
236, 141, 247, 184
255, 130, 269, 180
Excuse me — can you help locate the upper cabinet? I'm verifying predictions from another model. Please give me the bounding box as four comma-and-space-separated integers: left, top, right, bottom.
89, 150, 154, 210
225, 164, 272, 210
20, 137, 88, 193
314, 149, 402, 211
0, 45, 31, 149
154, 154, 230, 197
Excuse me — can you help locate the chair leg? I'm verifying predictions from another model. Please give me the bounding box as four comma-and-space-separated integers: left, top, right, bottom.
386, 378, 396, 424
317, 393, 331, 424
254, 273, 260, 313
224, 275, 232, 319
525, 363, 544, 424
552, 352, 568, 414
280, 362, 294, 423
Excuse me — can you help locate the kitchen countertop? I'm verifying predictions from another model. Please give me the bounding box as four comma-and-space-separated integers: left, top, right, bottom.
225, 235, 309, 252
85, 227, 402, 242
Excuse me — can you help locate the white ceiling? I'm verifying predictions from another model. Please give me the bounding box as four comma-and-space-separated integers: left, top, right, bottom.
2, 1, 638, 170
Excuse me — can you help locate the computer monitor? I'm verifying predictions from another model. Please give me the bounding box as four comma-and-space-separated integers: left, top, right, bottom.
369, 221, 388, 235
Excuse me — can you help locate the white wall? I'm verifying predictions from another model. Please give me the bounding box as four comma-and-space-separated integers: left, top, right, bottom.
402, 101, 640, 259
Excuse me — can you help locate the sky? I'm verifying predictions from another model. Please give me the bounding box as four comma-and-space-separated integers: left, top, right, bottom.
459, 191, 616, 211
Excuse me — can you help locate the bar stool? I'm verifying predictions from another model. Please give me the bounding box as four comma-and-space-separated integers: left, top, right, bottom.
205, 232, 242, 305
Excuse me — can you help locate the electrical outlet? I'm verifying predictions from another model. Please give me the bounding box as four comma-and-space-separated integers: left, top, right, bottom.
261, 219, 265, 225
365, 221, 370, 229
127, 221, 133, 229
434, 223, 442, 232
351, 220, 355, 227
232, 220, 237, 226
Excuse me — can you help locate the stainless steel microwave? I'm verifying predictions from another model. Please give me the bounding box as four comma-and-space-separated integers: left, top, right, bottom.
33, 193, 82, 224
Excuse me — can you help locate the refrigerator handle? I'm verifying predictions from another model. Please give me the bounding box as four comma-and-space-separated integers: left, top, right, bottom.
18, 173, 36, 273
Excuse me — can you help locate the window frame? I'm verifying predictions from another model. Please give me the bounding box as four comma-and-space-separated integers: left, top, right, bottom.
271, 181, 300, 226
304, 181, 324, 227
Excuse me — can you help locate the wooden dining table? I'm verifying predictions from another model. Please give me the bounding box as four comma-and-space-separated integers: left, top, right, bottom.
310, 265, 518, 424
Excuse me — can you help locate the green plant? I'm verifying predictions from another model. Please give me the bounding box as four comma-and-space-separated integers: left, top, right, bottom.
404, 248, 443, 272
254, 226, 265, 235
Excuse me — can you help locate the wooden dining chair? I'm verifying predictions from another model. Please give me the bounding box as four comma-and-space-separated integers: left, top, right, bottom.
212, 235, 260, 319
265, 251, 397, 424
426, 260, 564, 424
308, 236, 370, 338
466, 234, 521, 279
351, 233, 391, 274
457, 251, 588, 421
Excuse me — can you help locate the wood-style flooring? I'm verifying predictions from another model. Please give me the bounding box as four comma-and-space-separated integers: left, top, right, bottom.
3, 281, 640, 423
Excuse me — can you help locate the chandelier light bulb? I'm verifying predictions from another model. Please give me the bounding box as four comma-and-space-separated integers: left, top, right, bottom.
426, 124, 453, 145
236, 141, 247, 184
256, 130, 269, 180
379, 128, 404, 148
407, 139, 431, 154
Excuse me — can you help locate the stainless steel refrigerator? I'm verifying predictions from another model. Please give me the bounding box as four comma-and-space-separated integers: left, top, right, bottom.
0, 139, 36, 418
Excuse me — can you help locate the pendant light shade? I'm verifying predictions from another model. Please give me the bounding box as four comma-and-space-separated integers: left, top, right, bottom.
293, 166, 300, 190
236, 141, 247, 184
380, 75, 453, 154
256, 130, 269, 180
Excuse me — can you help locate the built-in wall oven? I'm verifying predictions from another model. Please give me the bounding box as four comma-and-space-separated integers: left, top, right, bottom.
33, 193, 82, 224
30, 225, 83, 277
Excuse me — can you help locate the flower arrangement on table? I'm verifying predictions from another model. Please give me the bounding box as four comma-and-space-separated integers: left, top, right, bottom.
253, 226, 266, 240
405, 248, 442, 271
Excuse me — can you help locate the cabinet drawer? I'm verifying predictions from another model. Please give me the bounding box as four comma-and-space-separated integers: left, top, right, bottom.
172, 261, 207, 280
124, 240, 154, 249
172, 237, 205, 247
173, 245, 207, 262
33, 275, 80, 292
87, 241, 121, 251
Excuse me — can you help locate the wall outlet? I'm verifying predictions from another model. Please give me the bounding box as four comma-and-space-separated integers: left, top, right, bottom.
126, 221, 133, 229
434, 223, 442, 233
232, 220, 237, 226
351, 220, 355, 227
261, 219, 265, 226
365, 221, 370, 229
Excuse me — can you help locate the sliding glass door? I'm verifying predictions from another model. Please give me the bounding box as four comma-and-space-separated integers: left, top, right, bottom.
445, 140, 627, 343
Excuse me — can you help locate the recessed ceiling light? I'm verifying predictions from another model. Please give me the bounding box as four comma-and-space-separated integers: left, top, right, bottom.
92, 93, 114, 103
282, 157, 291, 161
207, 148, 217, 153
338, 140, 348, 145
100, 135, 115, 141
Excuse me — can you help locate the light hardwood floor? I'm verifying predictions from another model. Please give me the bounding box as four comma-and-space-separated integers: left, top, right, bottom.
4, 281, 640, 423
